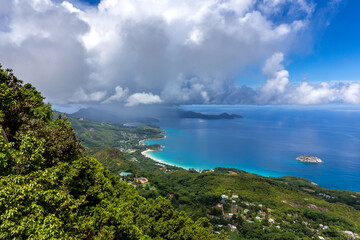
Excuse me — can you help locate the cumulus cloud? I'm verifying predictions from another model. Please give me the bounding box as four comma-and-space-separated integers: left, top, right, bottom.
125, 92, 162, 106
70, 88, 107, 102
101, 86, 129, 104
1, 0, 357, 106
253, 52, 360, 105
258, 52, 290, 103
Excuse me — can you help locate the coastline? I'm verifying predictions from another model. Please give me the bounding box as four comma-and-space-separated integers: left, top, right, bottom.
139, 134, 167, 146
141, 148, 187, 169
137, 120, 359, 192
139, 132, 187, 169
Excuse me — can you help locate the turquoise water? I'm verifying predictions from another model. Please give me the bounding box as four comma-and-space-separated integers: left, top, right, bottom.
146, 105, 360, 192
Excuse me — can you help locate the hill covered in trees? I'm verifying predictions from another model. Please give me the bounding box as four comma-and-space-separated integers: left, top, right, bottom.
0, 65, 214, 239
60, 108, 360, 239
2, 64, 360, 239
89, 148, 360, 239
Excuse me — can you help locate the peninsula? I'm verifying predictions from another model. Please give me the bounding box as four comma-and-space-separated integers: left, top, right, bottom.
296, 155, 323, 163
177, 110, 243, 120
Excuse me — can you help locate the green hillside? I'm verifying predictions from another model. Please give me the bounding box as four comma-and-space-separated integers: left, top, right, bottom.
90, 148, 360, 239
58, 91, 360, 239
3, 63, 359, 239
0, 65, 213, 239
53, 111, 163, 150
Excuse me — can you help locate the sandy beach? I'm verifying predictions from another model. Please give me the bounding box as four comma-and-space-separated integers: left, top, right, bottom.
141, 149, 165, 164
141, 148, 184, 169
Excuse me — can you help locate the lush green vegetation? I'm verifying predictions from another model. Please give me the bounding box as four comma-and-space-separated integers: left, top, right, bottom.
89, 146, 360, 240
54, 111, 163, 150
0, 65, 214, 239
5, 62, 359, 239
62, 96, 360, 239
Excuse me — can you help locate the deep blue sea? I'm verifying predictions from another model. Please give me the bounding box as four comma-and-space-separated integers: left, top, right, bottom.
146, 105, 360, 192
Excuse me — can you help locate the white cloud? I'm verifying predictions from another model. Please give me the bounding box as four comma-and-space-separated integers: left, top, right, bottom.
2, 0, 354, 106
61, 1, 81, 13
125, 92, 162, 106
71, 88, 107, 102
254, 53, 360, 105
101, 86, 129, 104
340, 83, 360, 104
257, 52, 290, 103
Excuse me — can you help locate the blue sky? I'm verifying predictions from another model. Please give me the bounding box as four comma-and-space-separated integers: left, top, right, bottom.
79, 0, 360, 86
1, 0, 360, 106
288, 0, 360, 83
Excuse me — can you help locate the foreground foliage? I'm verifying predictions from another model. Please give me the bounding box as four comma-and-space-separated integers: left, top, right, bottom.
0, 65, 214, 239
89, 146, 360, 240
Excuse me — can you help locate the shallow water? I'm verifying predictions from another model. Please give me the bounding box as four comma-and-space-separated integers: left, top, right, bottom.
146, 105, 360, 192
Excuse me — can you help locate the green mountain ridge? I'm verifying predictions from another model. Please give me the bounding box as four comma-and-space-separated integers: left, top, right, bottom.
60, 107, 360, 239
0, 65, 213, 239
1, 64, 360, 239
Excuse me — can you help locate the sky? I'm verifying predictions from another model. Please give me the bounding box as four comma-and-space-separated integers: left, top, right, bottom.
1, 0, 360, 108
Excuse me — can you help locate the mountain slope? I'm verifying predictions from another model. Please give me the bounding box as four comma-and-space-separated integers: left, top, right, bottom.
0, 64, 214, 239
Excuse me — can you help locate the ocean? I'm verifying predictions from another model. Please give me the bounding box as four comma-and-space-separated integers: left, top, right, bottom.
145, 105, 360, 192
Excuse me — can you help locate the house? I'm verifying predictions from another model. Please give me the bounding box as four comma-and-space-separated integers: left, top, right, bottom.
228, 224, 237, 231
169, 194, 174, 199
134, 177, 148, 184
79, 118, 83, 121
216, 204, 223, 209
221, 194, 228, 199
268, 218, 275, 223
244, 209, 249, 213
260, 211, 266, 215
120, 172, 132, 177
232, 195, 238, 199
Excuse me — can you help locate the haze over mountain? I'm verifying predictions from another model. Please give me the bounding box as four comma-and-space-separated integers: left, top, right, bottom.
1, 0, 360, 111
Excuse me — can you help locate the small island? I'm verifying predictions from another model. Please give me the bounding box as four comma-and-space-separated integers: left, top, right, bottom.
296, 155, 323, 163
178, 110, 243, 120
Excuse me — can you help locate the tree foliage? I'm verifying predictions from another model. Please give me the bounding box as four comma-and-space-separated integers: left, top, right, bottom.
0, 64, 214, 239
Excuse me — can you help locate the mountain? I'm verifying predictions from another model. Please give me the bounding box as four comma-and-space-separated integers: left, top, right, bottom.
0, 64, 213, 239
64, 109, 360, 239
54, 111, 163, 149
73, 107, 159, 124
177, 110, 243, 120
90, 147, 360, 240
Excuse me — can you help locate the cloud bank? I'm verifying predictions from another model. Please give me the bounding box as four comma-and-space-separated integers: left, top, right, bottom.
1, 0, 358, 106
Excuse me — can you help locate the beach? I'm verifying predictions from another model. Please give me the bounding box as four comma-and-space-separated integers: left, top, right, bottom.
141, 148, 187, 169
141, 105, 360, 192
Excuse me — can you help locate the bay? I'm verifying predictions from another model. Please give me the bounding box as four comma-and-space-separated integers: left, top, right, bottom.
146, 105, 360, 192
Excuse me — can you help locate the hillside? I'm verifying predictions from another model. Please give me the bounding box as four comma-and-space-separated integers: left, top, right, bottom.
0, 65, 214, 239
54, 111, 163, 150
89, 148, 360, 239
62, 114, 360, 239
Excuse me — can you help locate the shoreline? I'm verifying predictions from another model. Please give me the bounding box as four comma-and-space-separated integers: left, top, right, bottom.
139, 134, 167, 146
140, 148, 360, 192
139, 132, 188, 169
141, 148, 188, 170
138, 127, 359, 192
